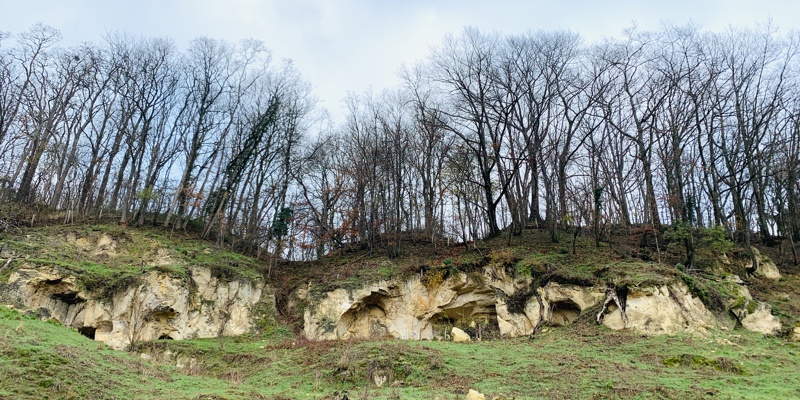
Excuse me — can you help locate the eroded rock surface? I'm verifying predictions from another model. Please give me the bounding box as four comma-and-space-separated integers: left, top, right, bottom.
302, 271, 500, 340
602, 284, 719, 334
302, 267, 741, 341
5, 265, 275, 350
3, 245, 786, 350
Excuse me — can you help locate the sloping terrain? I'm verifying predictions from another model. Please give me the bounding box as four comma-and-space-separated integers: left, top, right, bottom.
2, 305, 800, 399
0, 224, 276, 350
1, 222, 800, 399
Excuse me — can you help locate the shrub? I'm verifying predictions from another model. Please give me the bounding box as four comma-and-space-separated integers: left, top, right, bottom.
488, 249, 516, 268
515, 261, 533, 277
701, 225, 734, 255
666, 223, 735, 270
422, 268, 445, 290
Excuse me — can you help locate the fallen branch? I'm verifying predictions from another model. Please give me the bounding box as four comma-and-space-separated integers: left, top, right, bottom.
0, 257, 13, 274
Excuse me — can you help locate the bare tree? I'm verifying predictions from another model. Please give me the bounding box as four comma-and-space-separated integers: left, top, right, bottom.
164, 37, 235, 228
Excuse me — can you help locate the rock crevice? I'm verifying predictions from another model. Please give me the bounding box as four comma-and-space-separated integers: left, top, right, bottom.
301, 267, 772, 341
4, 265, 275, 350
3, 260, 784, 348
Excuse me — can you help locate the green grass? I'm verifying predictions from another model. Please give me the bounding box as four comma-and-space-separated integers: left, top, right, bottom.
0, 307, 233, 400
2, 305, 799, 399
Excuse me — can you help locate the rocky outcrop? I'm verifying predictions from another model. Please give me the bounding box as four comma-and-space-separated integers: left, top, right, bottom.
302, 271, 499, 341
3, 248, 785, 350
301, 267, 739, 341
740, 302, 782, 335
727, 280, 782, 335
4, 265, 275, 350
602, 284, 720, 334
752, 248, 781, 280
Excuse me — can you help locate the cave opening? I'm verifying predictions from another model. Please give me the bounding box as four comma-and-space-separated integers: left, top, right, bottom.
429, 303, 500, 340
78, 326, 96, 340
337, 291, 390, 339
550, 299, 582, 326
147, 306, 178, 321
52, 292, 84, 305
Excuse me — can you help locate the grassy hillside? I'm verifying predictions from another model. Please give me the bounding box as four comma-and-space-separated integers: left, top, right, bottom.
0, 221, 787, 316
2, 222, 800, 399
2, 305, 800, 399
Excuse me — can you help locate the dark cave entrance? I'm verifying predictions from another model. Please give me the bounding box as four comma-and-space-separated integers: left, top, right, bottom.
78, 326, 96, 340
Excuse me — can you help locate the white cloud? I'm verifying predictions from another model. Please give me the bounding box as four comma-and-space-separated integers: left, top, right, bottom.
1, 0, 798, 121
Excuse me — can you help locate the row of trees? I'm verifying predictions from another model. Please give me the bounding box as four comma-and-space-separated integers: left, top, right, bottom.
296, 23, 800, 264
2, 23, 799, 264
0, 24, 313, 257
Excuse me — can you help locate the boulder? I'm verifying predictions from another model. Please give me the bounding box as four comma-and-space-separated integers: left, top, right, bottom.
752, 248, 781, 280
789, 326, 800, 342
741, 302, 781, 335
466, 389, 485, 400
452, 327, 471, 342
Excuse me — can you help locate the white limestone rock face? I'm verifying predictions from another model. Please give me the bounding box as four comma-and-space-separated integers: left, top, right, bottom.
303, 270, 750, 342
6, 254, 783, 350
303, 267, 531, 341
602, 284, 720, 334
303, 274, 496, 341
495, 295, 540, 337
539, 282, 604, 326
6, 265, 275, 350
722, 280, 782, 335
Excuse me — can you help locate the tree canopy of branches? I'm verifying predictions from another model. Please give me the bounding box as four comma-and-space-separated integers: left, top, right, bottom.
2, 22, 799, 267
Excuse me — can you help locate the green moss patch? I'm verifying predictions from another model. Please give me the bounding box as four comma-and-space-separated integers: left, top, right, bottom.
2, 224, 267, 300
663, 354, 746, 375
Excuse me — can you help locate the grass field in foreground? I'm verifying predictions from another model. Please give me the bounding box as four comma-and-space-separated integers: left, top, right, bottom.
2, 306, 799, 400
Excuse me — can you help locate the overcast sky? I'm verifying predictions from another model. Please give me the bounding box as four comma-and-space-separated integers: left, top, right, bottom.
1, 0, 798, 121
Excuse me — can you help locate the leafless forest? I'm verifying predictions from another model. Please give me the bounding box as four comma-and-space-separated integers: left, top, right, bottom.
1, 23, 799, 263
